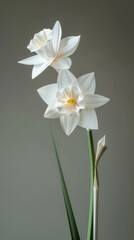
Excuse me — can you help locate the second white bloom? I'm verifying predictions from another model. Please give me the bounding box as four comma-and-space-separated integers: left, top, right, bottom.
37, 70, 109, 135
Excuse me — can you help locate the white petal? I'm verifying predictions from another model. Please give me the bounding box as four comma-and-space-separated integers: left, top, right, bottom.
60, 114, 79, 135
58, 36, 80, 58
37, 84, 57, 105
27, 39, 41, 53
38, 42, 54, 59
18, 55, 44, 65
32, 59, 53, 79
57, 70, 76, 90
36, 28, 52, 42
44, 29, 52, 39
78, 109, 98, 130
44, 105, 60, 118
85, 94, 110, 108
77, 72, 96, 94
51, 57, 72, 70
52, 21, 62, 53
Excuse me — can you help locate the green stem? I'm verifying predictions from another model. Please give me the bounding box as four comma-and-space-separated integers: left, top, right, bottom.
87, 130, 95, 240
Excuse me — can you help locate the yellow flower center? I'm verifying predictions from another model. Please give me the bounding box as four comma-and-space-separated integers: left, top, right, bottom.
67, 98, 75, 104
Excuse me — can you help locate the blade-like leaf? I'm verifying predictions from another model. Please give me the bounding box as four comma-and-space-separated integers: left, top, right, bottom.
51, 130, 80, 240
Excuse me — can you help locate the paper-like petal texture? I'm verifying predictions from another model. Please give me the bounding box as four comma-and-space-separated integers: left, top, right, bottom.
52, 21, 62, 53
51, 57, 72, 70
38, 41, 54, 59
57, 70, 76, 90
60, 114, 79, 135
27, 29, 52, 52
78, 109, 98, 129
58, 36, 81, 58
18, 55, 44, 65
37, 84, 57, 105
85, 94, 110, 108
77, 72, 96, 94
44, 105, 60, 118
32, 59, 53, 79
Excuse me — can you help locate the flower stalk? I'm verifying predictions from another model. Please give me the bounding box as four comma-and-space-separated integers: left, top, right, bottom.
93, 186, 99, 240
87, 130, 95, 240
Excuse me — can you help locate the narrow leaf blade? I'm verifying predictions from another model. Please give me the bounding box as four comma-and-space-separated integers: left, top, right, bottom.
51, 130, 80, 240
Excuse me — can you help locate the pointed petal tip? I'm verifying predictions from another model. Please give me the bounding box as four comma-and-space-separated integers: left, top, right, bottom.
32, 67, 40, 79
44, 111, 49, 118
100, 135, 106, 146
64, 128, 73, 136
103, 135, 106, 141
73, 35, 81, 42
66, 132, 71, 136
55, 20, 59, 23
105, 97, 110, 104
55, 20, 60, 25
37, 87, 43, 95
106, 97, 110, 101
90, 72, 95, 76
18, 60, 24, 64
60, 114, 79, 136
76, 35, 81, 43
44, 112, 47, 118
44, 108, 60, 119
100, 96, 110, 106
27, 44, 31, 50
32, 72, 36, 79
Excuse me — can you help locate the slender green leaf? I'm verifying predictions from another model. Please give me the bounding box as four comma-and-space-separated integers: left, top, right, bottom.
51, 130, 80, 240
87, 130, 95, 240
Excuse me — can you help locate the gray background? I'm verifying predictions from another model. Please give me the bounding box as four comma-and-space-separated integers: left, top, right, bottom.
0, 0, 134, 239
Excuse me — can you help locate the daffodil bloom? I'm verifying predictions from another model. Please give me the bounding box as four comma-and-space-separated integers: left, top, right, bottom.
18, 21, 80, 79
37, 70, 109, 135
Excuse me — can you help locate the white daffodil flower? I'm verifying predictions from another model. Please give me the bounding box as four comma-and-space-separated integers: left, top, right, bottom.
18, 21, 80, 79
37, 70, 109, 135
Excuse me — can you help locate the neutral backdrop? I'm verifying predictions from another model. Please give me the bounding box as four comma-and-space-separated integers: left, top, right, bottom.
1, 0, 134, 240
